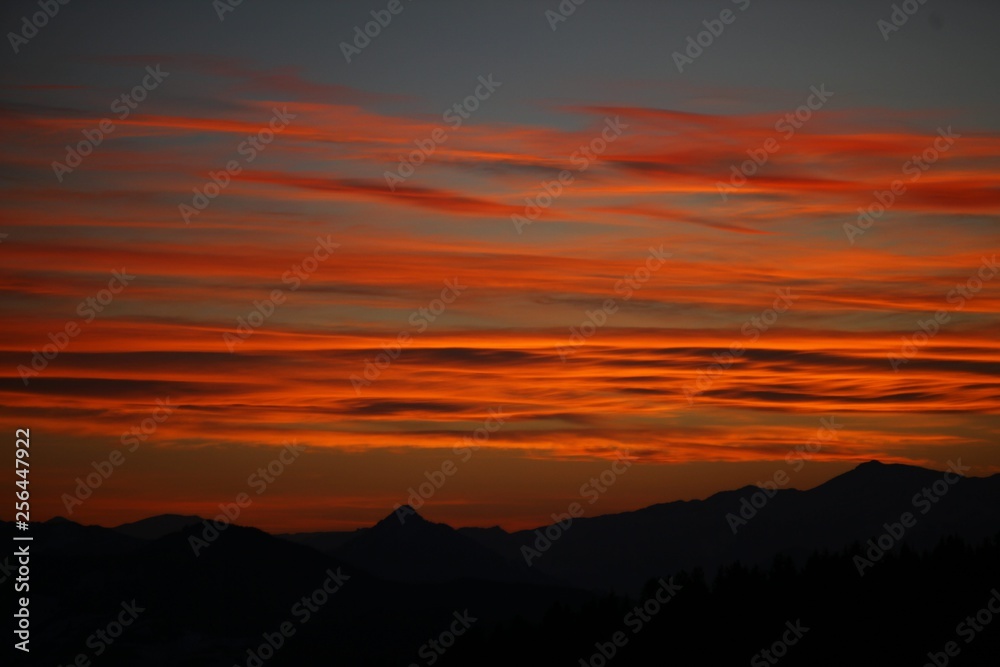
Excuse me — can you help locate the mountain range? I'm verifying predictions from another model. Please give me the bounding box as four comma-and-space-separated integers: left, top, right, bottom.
7, 460, 1000, 665
281, 459, 1000, 593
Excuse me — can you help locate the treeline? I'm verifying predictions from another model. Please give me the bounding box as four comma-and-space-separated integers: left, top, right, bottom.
422, 532, 1000, 667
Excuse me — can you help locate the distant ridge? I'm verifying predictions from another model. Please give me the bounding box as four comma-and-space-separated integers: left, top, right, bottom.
283, 459, 1000, 593
113, 514, 205, 540
11, 461, 998, 595
332, 504, 554, 585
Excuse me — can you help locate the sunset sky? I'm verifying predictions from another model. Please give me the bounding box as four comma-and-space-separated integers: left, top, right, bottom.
2, 0, 998, 532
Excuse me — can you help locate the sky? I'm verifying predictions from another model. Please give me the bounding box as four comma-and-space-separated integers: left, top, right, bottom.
1, 0, 998, 532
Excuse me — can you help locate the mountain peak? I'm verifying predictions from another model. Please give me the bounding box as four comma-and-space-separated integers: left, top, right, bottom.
375, 504, 430, 530
812, 459, 941, 500
849, 459, 929, 476
46, 515, 77, 525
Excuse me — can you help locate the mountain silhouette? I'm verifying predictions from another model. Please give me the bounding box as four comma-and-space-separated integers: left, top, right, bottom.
113, 513, 205, 540
290, 504, 553, 586
25, 515, 144, 555
271, 460, 1000, 594
3, 515, 588, 666
6, 460, 999, 665
467, 459, 1000, 593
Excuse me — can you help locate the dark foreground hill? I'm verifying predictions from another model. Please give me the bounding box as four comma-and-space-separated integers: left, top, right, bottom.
5, 518, 589, 666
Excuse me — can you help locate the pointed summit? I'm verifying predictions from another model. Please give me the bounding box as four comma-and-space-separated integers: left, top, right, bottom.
372, 504, 430, 534
45, 515, 77, 525
337, 504, 549, 585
